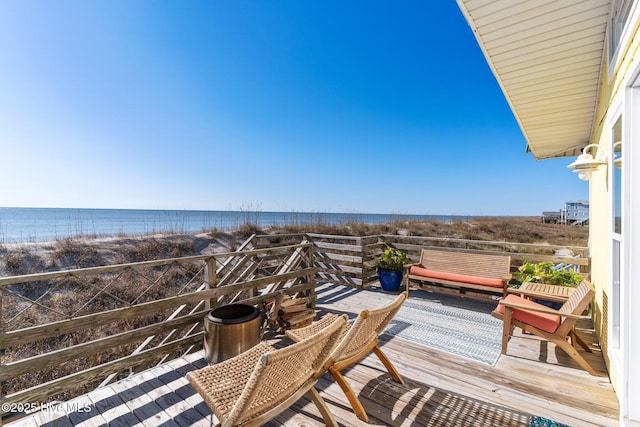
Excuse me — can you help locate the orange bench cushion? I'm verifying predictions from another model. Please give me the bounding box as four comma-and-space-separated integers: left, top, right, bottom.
409, 266, 504, 288
495, 295, 561, 333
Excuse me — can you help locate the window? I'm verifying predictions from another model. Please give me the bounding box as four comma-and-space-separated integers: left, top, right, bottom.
613, 119, 622, 234
612, 240, 621, 348
609, 0, 635, 63
611, 116, 622, 348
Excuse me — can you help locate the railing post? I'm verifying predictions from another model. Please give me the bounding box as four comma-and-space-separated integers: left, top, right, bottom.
205, 257, 217, 311
359, 236, 366, 289
306, 239, 317, 308
359, 235, 379, 289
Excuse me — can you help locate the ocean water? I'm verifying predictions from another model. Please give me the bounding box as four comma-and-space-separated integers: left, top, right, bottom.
0, 207, 466, 243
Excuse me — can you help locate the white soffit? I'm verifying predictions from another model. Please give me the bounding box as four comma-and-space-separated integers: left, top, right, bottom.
456, 0, 611, 160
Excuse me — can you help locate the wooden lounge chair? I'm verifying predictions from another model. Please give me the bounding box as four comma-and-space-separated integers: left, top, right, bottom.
491, 279, 596, 375
187, 314, 347, 427
286, 292, 407, 422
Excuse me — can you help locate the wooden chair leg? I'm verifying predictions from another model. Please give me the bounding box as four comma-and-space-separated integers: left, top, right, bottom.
329, 367, 369, 422
372, 345, 404, 384
501, 307, 513, 354
554, 338, 597, 376
570, 329, 592, 352
307, 387, 338, 427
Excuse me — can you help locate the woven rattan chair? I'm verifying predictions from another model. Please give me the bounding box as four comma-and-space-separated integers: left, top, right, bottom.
286, 291, 407, 422
187, 314, 347, 427
492, 279, 596, 375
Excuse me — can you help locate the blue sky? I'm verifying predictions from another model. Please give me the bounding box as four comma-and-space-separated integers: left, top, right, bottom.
0, 1, 587, 216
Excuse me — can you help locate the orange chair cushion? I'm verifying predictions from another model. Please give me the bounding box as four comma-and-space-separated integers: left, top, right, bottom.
409, 266, 504, 288
495, 295, 561, 333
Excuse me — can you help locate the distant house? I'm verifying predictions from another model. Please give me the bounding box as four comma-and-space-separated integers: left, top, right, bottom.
542, 200, 589, 225
565, 200, 589, 224
541, 210, 563, 224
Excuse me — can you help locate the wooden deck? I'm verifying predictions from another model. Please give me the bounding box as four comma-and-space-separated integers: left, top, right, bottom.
8, 283, 619, 427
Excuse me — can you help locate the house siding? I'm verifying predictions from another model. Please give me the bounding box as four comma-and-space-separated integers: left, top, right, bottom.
588, 7, 640, 397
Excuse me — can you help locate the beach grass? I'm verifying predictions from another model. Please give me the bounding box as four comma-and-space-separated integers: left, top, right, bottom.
1, 216, 587, 275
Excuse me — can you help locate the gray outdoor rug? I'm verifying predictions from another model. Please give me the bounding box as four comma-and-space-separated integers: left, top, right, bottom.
385, 290, 504, 365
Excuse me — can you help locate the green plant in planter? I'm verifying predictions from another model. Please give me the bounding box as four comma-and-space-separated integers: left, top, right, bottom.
374, 248, 409, 272
515, 261, 583, 287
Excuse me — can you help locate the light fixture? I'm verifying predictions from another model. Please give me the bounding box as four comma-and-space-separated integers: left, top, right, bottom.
613, 141, 622, 170
567, 144, 607, 181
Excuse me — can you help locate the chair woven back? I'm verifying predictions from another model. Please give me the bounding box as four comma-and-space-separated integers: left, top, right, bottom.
227, 314, 347, 425
557, 279, 594, 336
332, 292, 407, 362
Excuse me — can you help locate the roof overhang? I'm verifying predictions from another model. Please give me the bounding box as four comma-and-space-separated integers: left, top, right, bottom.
456, 0, 611, 160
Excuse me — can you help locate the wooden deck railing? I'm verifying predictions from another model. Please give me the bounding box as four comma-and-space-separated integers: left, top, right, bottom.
0, 232, 588, 422
0, 238, 315, 421
370, 234, 590, 286
253, 233, 588, 288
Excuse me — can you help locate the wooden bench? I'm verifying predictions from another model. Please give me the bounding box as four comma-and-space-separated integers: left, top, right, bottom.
406, 249, 512, 296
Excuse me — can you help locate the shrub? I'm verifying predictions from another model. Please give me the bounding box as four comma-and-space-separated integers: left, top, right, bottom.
515, 261, 583, 287
237, 223, 263, 238
374, 248, 409, 272
4, 252, 24, 273
3, 251, 45, 275
53, 239, 103, 268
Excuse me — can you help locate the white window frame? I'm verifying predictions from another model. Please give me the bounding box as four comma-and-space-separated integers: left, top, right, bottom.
623, 55, 640, 424
608, 106, 623, 369
610, 44, 640, 426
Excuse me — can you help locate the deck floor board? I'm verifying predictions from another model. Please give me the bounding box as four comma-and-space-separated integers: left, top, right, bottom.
8, 282, 619, 427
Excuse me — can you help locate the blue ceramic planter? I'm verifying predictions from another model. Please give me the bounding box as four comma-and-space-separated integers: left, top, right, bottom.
377, 269, 404, 292
533, 298, 563, 310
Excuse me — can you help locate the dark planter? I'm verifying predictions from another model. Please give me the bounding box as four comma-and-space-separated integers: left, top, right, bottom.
377, 268, 404, 292
533, 298, 563, 310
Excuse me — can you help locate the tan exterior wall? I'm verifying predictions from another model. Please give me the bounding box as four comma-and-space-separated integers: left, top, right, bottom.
588, 18, 640, 391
